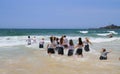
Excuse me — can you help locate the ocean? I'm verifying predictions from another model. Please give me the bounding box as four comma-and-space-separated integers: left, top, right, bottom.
0, 29, 120, 47
0, 29, 120, 74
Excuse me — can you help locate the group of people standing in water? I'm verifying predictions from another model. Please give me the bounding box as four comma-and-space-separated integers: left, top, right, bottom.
26, 36, 45, 48
47, 35, 112, 60
27, 35, 111, 60
47, 35, 92, 57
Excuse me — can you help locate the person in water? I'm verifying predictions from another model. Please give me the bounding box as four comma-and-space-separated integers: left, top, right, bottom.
32, 36, 37, 43
39, 38, 44, 48
68, 39, 74, 56
63, 35, 68, 49
108, 33, 113, 38
83, 37, 92, 52
58, 36, 64, 55
47, 37, 55, 56
27, 36, 31, 45
99, 48, 111, 60
55, 38, 60, 51
75, 37, 84, 57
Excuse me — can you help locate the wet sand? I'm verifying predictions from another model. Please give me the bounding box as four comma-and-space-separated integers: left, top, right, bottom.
0, 46, 120, 74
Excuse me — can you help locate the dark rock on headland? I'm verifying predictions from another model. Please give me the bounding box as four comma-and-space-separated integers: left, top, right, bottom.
99, 24, 120, 29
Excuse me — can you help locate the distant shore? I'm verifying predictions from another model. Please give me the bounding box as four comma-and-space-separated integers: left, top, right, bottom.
99, 24, 120, 29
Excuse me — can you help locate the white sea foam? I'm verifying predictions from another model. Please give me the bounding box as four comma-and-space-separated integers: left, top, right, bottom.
107, 31, 118, 34
79, 31, 88, 34
0, 36, 120, 47
97, 33, 110, 36
0, 36, 26, 47
97, 31, 118, 36
0, 36, 49, 47
90, 37, 120, 43
65, 36, 120, 43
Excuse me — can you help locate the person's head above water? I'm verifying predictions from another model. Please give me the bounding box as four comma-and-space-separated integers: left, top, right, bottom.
28, 36, 30, 38
102, 48, 106, 52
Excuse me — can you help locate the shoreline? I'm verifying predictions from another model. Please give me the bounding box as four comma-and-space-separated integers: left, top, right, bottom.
0, 39, 120, 74
0, 45, 120, 74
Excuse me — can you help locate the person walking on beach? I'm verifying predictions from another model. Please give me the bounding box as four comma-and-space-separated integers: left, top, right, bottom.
75, 37, 84, 57
47, 37, 55, 56
99, 48, 111, 60
27, 36, 31, 45
39, 38, 44, 48
68, 39, 74, 56
83, 37, 92, 52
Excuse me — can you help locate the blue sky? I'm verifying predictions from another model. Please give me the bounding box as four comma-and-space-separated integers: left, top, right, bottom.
0, 0, 120, 29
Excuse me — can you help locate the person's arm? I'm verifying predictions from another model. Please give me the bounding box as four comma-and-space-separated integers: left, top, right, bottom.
43, 40, 45, 44
47, 44, 49, 49
86, 38, 92, 45
108, 50, 112, 53
88, 40, 92, 45
82, 44, 84, 47
89, 41, 92, 45
74, 45, 78, 49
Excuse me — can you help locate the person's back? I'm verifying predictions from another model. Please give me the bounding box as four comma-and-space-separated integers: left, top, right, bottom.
63, 35, 68, 48
48, 43, 54, 48
99, 48, 110, 60
39, 38, 44, 48
32, 36, 37, 43
58, 36, 64, 55
28, 38, 31, 45
64, 38, 68, 44
68, 39, 74, 56
68, 45, 74, 50
101, 52, 108, 58
75, 38, 83, 57
77, 44, 83, 49
27, 36, 31, 45
83, 38, 92, 52
47, 37, 55, 55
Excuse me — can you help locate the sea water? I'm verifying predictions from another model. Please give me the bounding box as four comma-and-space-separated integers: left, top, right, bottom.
0, 29, 120, 74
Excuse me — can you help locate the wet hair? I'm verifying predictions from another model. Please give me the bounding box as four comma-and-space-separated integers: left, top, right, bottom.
54, 37, 56, 41
85, 37, 89, 42
56, 38, 59, 41
78, 37, 83, 45
56, 38, 59, 44
63, 35, 66, 37
28, 36, 30, 38
103, 48, 106, 52
50, 36, 53, 43
60, 36, 64, 45
69, 39, 74, 46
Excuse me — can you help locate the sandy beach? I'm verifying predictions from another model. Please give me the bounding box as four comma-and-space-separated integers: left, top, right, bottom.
0, 41, 120, 74
1, 0, 120, 73
0, 29, 120, 74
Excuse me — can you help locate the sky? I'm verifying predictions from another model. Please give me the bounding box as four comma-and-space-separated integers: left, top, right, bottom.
0, 0, 120, 29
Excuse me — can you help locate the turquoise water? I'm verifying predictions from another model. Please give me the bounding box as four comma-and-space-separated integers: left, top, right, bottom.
0, 29, 120, 47
0, 29, 120, 37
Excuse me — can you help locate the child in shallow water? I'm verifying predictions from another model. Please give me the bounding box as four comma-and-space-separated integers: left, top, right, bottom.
27, 36, 31, 45
83, 37, 92, 52
39, 38, 44, 48
75, 37, 84, 58
67, 39, 74, 56
99, 48, 111, 60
